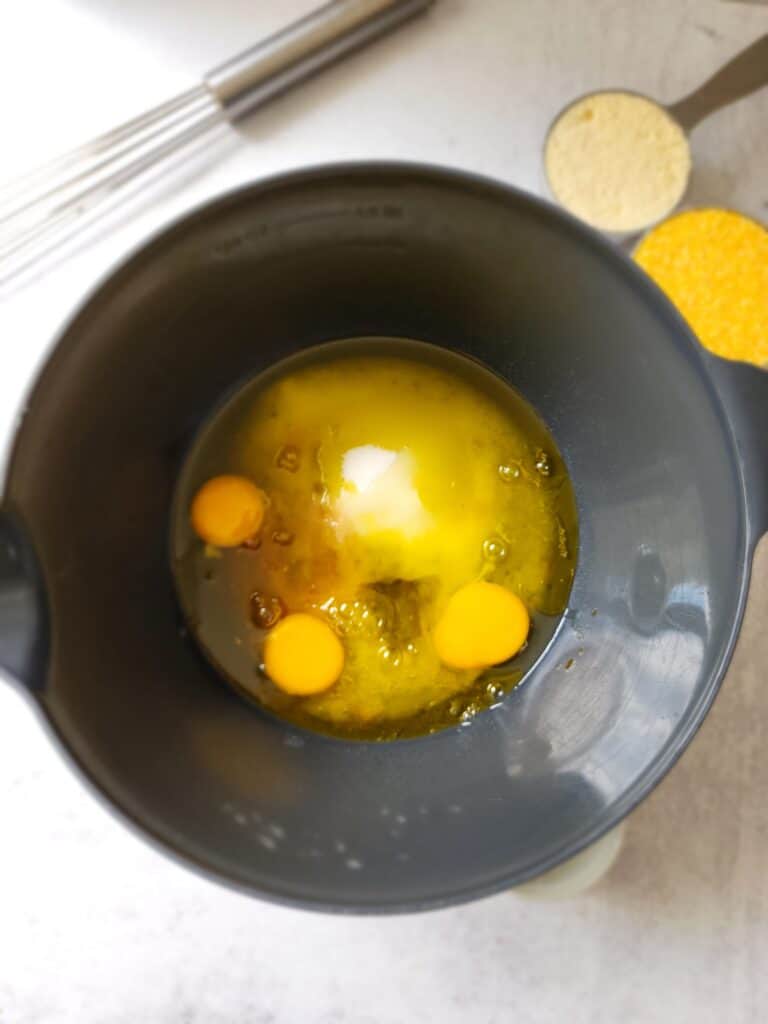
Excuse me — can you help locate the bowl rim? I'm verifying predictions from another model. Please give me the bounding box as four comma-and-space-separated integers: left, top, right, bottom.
2, 159, 752, 913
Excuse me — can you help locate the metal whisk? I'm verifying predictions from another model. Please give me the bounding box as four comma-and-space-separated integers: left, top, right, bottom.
0, 0, 433, 289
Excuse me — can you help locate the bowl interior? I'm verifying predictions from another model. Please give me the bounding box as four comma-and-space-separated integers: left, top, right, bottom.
5, 165, 746, 910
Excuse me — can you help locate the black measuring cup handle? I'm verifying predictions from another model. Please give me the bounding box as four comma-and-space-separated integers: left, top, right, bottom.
0, 506, 48, 692
706, 353, 768, 545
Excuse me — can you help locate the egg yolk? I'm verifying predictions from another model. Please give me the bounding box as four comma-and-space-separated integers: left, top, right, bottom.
264, 613, 345, 695
433, 581, 530, 670
190, 475, 266, 547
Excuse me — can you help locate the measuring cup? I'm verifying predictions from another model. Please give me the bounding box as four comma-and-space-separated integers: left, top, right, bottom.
544, 33, 768, 235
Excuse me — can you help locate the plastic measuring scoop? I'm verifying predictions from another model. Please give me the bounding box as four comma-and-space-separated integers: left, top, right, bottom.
544, 33, 768, 236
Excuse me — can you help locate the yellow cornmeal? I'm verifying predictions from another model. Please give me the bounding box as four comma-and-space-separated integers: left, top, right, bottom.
545, 91, 691, 233
635, 209, 768, 364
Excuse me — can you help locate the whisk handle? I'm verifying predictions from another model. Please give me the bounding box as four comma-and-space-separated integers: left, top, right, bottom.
204, 0, 435, 119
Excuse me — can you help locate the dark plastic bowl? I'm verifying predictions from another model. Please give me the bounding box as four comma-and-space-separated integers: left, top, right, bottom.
2, 163, 767, 912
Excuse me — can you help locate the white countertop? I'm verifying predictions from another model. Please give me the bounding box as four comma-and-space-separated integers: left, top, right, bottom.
1, 2, 767, 1021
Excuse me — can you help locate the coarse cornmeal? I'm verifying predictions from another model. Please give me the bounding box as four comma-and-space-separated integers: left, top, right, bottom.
635, 209, 768, 365
545, 91, 691, 233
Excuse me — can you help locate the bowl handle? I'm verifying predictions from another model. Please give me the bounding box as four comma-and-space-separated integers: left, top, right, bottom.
705, 354, 768, 545
0, 506, 48, 692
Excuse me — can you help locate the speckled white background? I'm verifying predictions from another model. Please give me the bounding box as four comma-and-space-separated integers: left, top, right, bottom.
1, 2, 767, 1021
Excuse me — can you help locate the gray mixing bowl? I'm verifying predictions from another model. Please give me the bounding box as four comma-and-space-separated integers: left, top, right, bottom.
1, 164, 766, 912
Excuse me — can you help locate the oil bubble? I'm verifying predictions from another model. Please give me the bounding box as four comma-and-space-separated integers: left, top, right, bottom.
275, 445, 300, 472
557, 520, 569, 559
482, 536, 508, 563
535, 449, 552, 477
272, 529, 294, 546
250, 592, 285, 629
498, 462, 521, 483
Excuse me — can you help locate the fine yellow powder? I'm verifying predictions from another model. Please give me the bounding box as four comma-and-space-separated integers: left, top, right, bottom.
635, 209, 768, 365
545, 91, 691, 233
